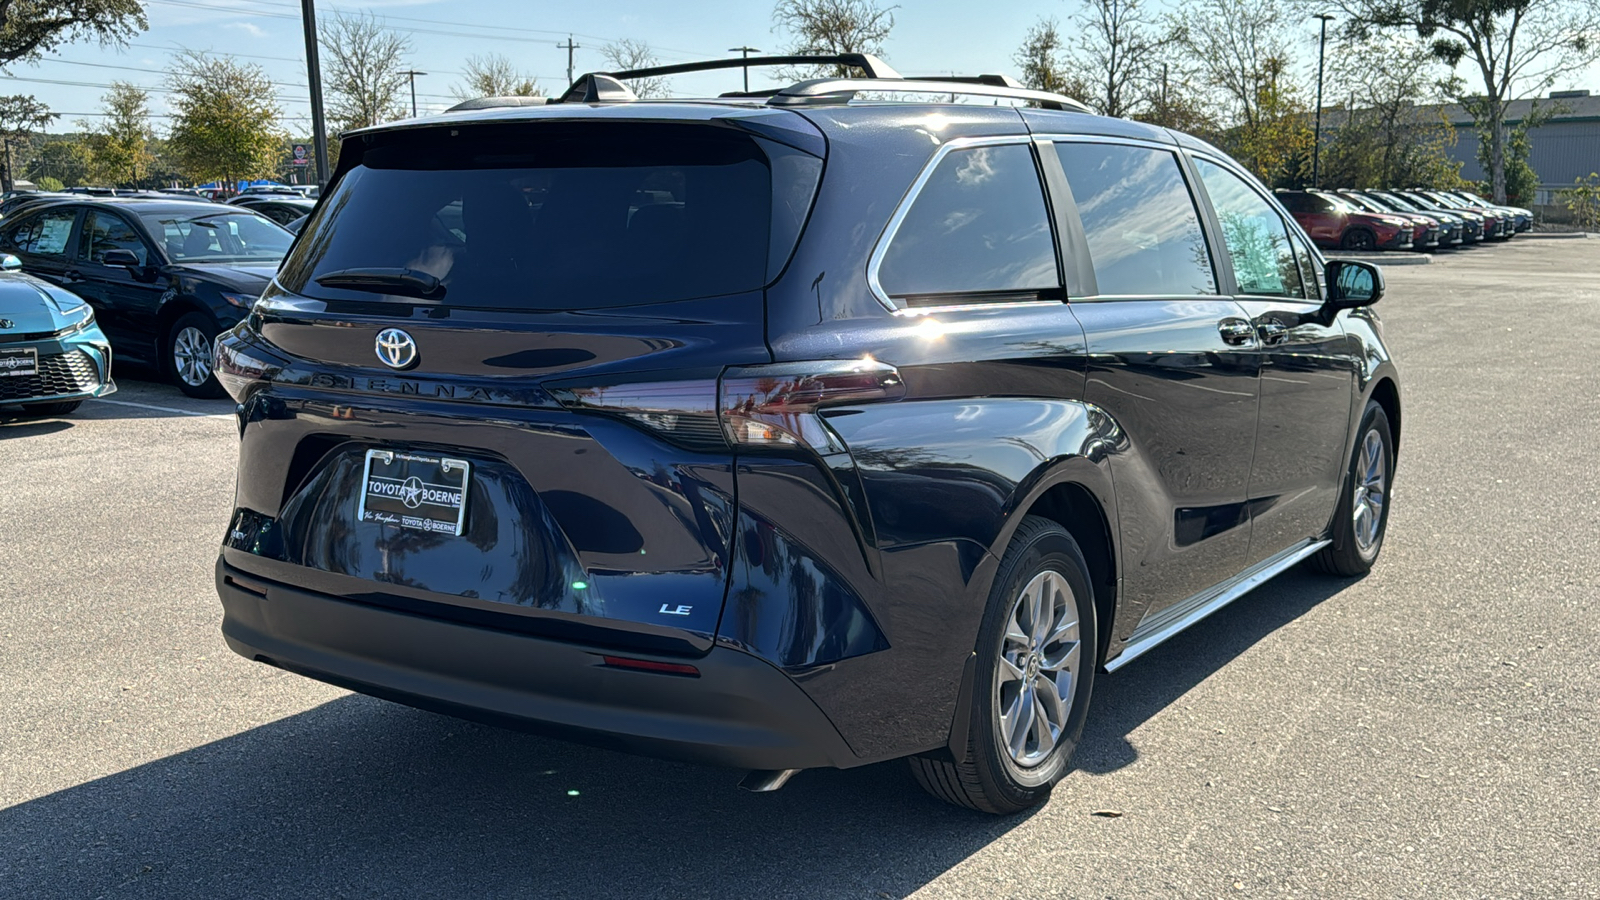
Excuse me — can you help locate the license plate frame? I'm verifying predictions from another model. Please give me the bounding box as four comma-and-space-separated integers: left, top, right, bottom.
0, 347, 38, 378
356, 449, 472, 536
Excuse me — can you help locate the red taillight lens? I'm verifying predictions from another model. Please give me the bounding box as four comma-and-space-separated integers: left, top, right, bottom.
548, 379, 724, 449
719, 359, 905, 451
213, 330, 282, 404
599, 655, 700, 677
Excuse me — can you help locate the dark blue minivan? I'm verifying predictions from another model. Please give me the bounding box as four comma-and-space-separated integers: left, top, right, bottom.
214, 56, 1400, 813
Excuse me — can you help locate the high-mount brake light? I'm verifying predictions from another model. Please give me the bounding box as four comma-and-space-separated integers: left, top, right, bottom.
719, 359, 905, 451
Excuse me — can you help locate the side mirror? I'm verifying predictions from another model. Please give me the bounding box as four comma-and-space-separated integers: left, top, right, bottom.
101, 249, 141, 267
0, 253, 21, 271
1324, 259, 1384, 310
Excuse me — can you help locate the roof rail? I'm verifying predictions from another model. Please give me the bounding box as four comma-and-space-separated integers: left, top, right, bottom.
568, 53, 902, 89
771, 78, 1092, 113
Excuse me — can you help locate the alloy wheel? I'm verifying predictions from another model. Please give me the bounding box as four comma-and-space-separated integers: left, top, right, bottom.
994, 569, 1082, 768
173, 325, 213, 387
1352, 429, 1386, 554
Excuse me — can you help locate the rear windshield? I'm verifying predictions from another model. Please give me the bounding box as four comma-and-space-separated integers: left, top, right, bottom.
278, 122, 822, 310
138, 210, 292, 263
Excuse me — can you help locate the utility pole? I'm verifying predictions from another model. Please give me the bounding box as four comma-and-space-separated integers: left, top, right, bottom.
729, 46, 760, 93
300, 0, 330, 187
1312, 13, 1335, 189
401, 70, 427, 117
559, 36, 580, 86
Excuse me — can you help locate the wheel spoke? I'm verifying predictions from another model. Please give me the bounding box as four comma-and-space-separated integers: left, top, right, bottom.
1041, 639, 1080, 674
1007, 686, 1035, 759
997, 654, 1025, 683
1030, 683, 1057, 756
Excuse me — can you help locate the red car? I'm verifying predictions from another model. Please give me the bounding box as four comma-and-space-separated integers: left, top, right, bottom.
1275, 189, 1414, 251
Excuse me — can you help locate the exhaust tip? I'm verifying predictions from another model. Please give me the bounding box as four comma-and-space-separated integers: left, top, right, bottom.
738, 768, 802, 793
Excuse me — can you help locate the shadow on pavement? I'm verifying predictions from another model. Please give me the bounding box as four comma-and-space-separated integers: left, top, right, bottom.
1077, 567, 1358, 773
0, 416, 74, 438
0, 569, 1354, 899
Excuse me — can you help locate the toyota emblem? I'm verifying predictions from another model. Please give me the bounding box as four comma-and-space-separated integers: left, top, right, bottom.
375, 328, 418, 370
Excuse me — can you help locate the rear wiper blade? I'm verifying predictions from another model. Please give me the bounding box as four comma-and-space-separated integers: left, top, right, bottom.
314, 267, 444, 299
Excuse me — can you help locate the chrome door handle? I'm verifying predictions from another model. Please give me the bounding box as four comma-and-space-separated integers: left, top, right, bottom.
1257, 321, 1288, 344
1218, 319, 1256, 345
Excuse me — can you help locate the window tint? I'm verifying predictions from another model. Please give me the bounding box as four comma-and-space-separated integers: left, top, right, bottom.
278, 123, 820, 311
877, 142, 1058, 300
1195, 160, 1304, 299
137, 210, 291, 262
0, 215, 38, 254
80, 211, 150, 265
1054, 142, 1215, 296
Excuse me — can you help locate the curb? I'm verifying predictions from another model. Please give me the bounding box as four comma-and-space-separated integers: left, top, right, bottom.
1520, 231, 1596, 239
1326, 252, 1432, 266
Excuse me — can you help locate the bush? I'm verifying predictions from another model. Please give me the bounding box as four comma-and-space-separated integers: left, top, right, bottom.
34, 176, 64, 192
1562, 173, 1600, 232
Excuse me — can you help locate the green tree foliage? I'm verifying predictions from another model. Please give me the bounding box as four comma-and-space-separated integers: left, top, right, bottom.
1013, 18, 1093, 99
1561, 172, 1600, 230
0, 93, 55, 190
1176, 0, 1310, 184
24, 137, 91, 187
1469, 98, 1551, 204
1317, 36, 1463, 189
0, 0, 144, 67
451, 54, 540, 100
80, 81, 152, 186
601, 39, 667, 99
33, 174, 60, 190
165, 50, 285, 186
321, 12, 412, 131
1324, 0, 1600, 202
772, 0, 896, 77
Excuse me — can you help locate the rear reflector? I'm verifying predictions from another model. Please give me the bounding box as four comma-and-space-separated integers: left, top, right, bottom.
599, 655, 701, 677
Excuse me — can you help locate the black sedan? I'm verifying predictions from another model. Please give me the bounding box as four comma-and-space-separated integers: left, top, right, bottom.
230, 196, 316, 228
0, 198, 293, 397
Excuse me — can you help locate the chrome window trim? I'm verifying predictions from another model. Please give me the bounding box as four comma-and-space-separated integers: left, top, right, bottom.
1029, 132, 1182, 153
866, 134, 1055, 314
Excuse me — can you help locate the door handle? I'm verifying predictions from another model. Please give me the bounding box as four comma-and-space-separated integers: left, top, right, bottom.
1256, 321, 1288, 344
1218, 318, 1256, 346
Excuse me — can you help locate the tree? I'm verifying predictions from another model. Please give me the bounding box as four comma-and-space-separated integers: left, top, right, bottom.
1069, 0, 1176, 118
0, 94, 55, 190
34, 174, 61, 190
452, 54, 540, 100
1317, 36, 1462, 189
165, 51, 285, 186
772, 0, 896, 77
80, 81, 152, 185
321, 12, 411, 130
1324, 0, 1600, 203
601, 38, 667, 98
1174, 0, 1310, 183
24, 138, 92, 187
1014, 18, 1093, 99
0, 0, 144, 68
1561, 172, 1600, 231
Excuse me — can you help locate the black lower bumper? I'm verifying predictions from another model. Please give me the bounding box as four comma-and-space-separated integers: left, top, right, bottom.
217, 561, 860, 771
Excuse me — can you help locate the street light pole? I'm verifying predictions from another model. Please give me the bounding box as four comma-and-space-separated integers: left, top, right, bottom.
1313, 13, 1335, 189
401, 70, 427, 117
299, 0, 330, 187
728, 46, 760, 93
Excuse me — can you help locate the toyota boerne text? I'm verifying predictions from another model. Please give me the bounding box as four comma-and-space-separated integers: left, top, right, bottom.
212, 54, 1400, 814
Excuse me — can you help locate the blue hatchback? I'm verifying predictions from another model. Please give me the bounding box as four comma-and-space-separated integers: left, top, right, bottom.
0, 254, 115, 415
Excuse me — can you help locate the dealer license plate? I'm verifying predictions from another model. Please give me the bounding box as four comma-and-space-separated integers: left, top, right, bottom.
357, 449, 472, 536
0, 347, 38, 378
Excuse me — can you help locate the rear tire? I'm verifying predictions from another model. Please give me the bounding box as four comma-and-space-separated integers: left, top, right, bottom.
17, 400, 82, 416
1314, 401, 1394, 576
910, 516, 1098, 814
1341, 228, 1376, 251
166, 311, 224, 399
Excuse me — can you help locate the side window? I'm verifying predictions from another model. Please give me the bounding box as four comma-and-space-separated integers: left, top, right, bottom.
0, 215, 39, 254
1194, 159, 1304, 299
79, 211, 151, 265
1054, 142, 1216, 296
28, 210, 78, 259
1290, 232, 1320, 301
877, 142, 1059, 302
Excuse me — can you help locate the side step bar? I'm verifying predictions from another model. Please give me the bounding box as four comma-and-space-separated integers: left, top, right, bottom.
1105, 539, 1330, 673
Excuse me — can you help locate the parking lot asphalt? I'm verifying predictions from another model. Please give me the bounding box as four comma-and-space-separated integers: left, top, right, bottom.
3, 238, 1597, 899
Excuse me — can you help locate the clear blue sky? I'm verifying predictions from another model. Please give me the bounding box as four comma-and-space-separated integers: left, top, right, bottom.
5, 0, 1598, 135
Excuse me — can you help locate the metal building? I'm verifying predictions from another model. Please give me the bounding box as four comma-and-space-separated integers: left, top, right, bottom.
1438, 90, 1600, 203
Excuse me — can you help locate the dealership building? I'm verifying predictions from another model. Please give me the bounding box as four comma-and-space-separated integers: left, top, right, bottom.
1436, 90, 1599, 204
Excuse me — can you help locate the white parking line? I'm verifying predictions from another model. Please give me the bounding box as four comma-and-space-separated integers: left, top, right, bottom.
92, 398, 235, 419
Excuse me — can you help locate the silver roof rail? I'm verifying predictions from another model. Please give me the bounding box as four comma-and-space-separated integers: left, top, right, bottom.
769, 78, 1091, 113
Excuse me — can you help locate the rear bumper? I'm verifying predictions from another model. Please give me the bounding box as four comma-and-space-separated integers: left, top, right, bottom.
216, 561, 861, 771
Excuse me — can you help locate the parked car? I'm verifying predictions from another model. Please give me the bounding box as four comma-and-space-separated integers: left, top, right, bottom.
230, 196, 316, 228
0, 198, 293, 397
1442, 189, 1532, 232
1396, 189, 1508, 240
212, 57, 1400, 814
1418, 189, 1527, 235
281, 214, 309, 235
227, 186, 304, 204
0, 191, 76, 220
1363, 189, 1485, 242
1338, 189, 1461, 247
0, 253, 116, 415
1275, 189, 1414, 251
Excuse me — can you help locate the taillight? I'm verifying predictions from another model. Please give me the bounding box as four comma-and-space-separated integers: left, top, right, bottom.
213, 329, 283, 404
549, 358, 905, 453
599, 655, 700, 677
719, 359, 904, 451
